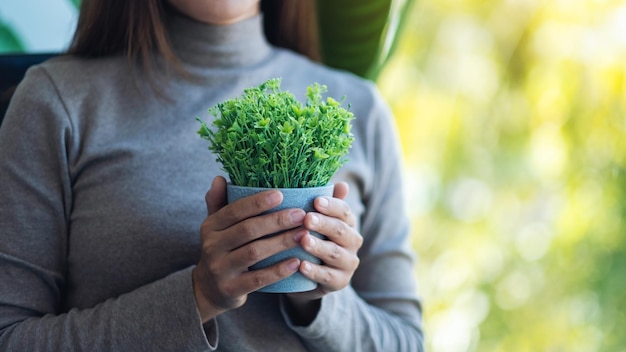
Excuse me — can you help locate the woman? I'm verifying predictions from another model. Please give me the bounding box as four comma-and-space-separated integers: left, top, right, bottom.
0, 0, 423, 350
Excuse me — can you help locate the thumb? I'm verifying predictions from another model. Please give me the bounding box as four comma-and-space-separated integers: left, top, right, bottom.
205, 176, 227, 215
333, 181, 349, 200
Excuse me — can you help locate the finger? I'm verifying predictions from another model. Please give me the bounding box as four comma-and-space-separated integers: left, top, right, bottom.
205, 176, 227, 215
228, 228, 307, 268
333, 182, 349, 200
211, 189, 284, 231
300, 233, 360, 270
237, 258, 301, 293
305, 213, 361, 249
298, 260, 349, 292
313, 195, 356, 228
221, 208, 306, 249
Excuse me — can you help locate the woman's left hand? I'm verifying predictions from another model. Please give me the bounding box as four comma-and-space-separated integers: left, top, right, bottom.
285, 182, 363, 325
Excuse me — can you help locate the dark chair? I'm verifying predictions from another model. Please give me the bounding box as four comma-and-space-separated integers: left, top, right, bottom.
0, 53, 57, 126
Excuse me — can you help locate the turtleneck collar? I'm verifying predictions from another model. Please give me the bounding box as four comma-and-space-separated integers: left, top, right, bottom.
166, 10, 272, 69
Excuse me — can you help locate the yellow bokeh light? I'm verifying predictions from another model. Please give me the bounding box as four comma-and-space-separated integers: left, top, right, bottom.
382, 0, 626, 350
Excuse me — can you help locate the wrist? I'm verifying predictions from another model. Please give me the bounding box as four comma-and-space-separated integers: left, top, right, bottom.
285, 295, 321, 326
192, 266, 223, 323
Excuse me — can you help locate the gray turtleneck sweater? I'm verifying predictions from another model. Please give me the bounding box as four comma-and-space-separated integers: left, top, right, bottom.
0, 12, 423, 352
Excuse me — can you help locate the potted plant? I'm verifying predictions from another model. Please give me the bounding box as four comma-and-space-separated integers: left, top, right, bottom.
196, 77, 354, 293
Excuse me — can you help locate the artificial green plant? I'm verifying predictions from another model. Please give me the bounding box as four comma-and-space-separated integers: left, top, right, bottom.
197, 78, 354, 188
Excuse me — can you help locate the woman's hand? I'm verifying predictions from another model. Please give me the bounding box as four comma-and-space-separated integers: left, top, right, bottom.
285, 182, 363, 325
192, 176, 307, 322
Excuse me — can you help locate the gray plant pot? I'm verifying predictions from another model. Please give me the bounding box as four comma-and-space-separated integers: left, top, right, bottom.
227, 183, 334, 293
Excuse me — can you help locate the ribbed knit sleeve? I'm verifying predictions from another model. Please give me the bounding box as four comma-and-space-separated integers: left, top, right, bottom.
0, 67, 216, 352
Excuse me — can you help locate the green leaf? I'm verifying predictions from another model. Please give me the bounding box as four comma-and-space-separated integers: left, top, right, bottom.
68, 0, 82, 10
0, 22, 25, 53
316, 0, 416, 80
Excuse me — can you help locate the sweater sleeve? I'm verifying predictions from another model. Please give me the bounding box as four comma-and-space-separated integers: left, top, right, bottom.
0, 68, 216, 352
280, 84, 424, 351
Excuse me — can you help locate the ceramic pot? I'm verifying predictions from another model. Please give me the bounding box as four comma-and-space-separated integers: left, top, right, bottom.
227, 183, 334, 293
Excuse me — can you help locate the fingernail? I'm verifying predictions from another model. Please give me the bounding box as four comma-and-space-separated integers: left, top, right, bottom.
290, 210, 305, 224
318, 197, 329, 208
307, 236, 317, 247
302, 262, 312, 273
266, 191, 282, 206
310, 214, 320, 225
288, 259, 300, 272
294, 229, 307, 242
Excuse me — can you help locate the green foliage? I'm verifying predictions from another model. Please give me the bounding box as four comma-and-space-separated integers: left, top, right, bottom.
317, 0, 416, 80
68, 0, 81, 9
197, 78, 354, 188
0, 22, 24, 53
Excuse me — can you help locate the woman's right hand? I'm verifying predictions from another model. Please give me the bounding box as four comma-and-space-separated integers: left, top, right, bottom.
192, 176, 306, 322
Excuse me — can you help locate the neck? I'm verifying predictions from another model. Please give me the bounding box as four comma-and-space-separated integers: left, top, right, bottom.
200, 3, 260, 25
166, 11, 272, 69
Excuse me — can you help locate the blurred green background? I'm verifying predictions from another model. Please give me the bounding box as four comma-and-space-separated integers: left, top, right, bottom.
379, 0, 626, 351
2, 0, 625, 351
